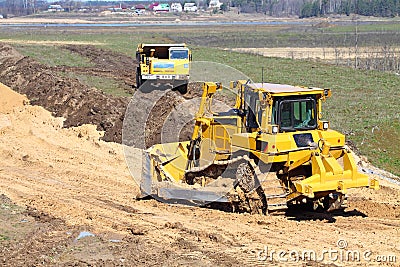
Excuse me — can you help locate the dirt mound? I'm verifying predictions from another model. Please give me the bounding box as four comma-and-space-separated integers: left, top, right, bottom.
124, 81, 235, 149
122, 87, 190, 148
0, 43, 235, 148
0, 43, 204, 146
0, 43, 129, 143
0, 82, 28, 113
0, 86, 140, 231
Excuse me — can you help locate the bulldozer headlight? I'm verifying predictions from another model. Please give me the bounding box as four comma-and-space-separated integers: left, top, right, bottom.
272, 125, 279, 134
318, 121, 329, 130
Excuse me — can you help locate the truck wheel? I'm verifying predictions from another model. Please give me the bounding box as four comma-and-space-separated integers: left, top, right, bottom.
176, 84, 188, 94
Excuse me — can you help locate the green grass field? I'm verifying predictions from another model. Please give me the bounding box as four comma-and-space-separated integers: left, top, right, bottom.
325, 22, 400, 33
13, 44, 95, 67
59, 72, 131, 97
0, 25, 398, 175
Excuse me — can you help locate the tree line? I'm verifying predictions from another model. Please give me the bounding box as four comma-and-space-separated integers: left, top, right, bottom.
231, 0, 400, 17
299, 0, 400, 18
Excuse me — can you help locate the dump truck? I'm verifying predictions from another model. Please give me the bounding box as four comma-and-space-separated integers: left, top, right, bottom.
140, 81, 379, 214
136, 43, 191, 94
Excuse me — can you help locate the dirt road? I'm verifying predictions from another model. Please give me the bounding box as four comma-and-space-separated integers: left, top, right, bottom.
0, 80, 399, 266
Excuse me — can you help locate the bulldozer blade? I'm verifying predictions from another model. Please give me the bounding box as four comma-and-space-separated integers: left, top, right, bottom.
141, 142, 236, 206
138, 150, 153, 198
157, 187, 230, 205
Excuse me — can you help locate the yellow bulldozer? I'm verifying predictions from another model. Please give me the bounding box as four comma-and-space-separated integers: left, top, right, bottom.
140, 80, 379, 214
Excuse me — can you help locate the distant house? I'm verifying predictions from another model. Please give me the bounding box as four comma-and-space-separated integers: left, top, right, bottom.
108, 7, 123, 12
170, 3, 182, 12
209, 0, 222, 9
48, 4, 64, 12
134, 4, 146, 10
183, 3, 197, 12
153, 3, 169, 12
148, 2, 159, 11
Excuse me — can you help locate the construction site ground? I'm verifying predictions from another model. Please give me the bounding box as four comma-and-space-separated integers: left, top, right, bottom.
0, 42, 399, 266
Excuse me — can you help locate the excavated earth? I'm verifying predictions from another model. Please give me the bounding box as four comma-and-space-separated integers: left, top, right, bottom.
0, 43, 206, 147
0, 43, 399, 266
0, 43, 132, 143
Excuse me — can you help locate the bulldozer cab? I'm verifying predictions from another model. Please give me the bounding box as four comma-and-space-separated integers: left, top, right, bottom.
233, 81, 325, 135
273, 96, 317, 132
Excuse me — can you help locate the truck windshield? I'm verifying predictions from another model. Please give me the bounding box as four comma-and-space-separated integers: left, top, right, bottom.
277, 98, 317, 131
170, 49, 189, 60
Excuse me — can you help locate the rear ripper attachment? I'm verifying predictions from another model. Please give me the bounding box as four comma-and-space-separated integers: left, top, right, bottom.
139, 81, 379, 214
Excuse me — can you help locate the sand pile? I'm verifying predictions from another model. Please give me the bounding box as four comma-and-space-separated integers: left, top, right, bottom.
0, 81, 140, 233
0, 43, 130, 143
0, 82, 28, 113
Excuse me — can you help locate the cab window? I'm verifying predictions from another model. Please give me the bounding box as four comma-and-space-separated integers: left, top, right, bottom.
170, 49, 189, 60
277, 98, 316, 131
